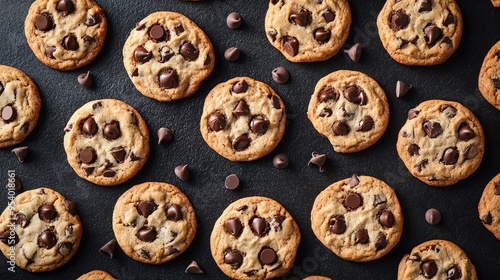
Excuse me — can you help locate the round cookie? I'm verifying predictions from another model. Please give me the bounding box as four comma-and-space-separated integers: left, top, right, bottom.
0, 65, 41, 148
0, 187, 82, 272
200, 77, 286, 161
265, 0, 351, 62
112, 182, 197, 264
307, 70, 389, 153
303, 276, 332, 280
210, 196, 301, 279
63, 99, 150, 186
376, 0, 462, 66
478, 40, 500, 110
311, 175, 403, 262
77, 270, 116, 280
123, 11, 214, 102
396, 100, 484, 187
493, 0, 500, 7
25, 0, 107, 71
398, 240, 477, 280
478, 173, 500, 240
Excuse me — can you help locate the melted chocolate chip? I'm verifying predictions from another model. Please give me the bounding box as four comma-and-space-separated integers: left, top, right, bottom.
446, 265, 462, 279
375, 232, 387, 251
354, 229, 369, 244
225, 218, 243, 237
268, 29, 277, 42
224, 249, 243, 268
166, 204, 182, 221
408, 143, 420, 156
440, 104, 457, 118
290, 8, 310, 26
332, 120, 349, 135
441, 147, 459, 165
319, 86, 339, 102
110, 146, 126, 163
137, 201, 157, 218
134, 46, 152, 63
421, 260, 438, 278
103, 169, 116, 177
232, 134, 250, 151
82, 117, 97, 136
56, 0, 75, 16
329, 215, 346, 234
1, 105, 16, 122
45, 46, 56, 59
389, 10, 410, 31
344, 192, 362, 210
208, 112, 226, 132
180, 41, 199, 61
415, 159, 429, 172
494, 182, 500, 196
174, 25, 184, 35
79, 147, 97, 164
418, 0, 432, 12
423, 121, 443, 138
233, 80, 248, 93
15, 212, 30, 228
344, 86, 367, 105
85, 14, 101, 26
62, 34, 79, 50
250, 116, 269, 135
458, 123, 475, 141
39, 204, 57, 221
357, 116, 374, 131
158, 68, 179, 89
319, 108, 332, 117
136, 227, 157, 242
408, 109, 420, 119
379, 210, 395, 227
443, 11, 455, 26
233, 100, 249, 116
35, 13, 53, 31
323, 10, 335, 22
481, 212, 492, 224
38, 230, 57, 249
314, 27, 331, 43
158, 46, 174, 63
149, 24, 167, 41
64, 200, 77, 215
424, 24, 442, 46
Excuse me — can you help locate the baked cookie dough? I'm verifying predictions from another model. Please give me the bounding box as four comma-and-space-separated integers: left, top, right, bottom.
478, 40, 500, 110
77, 270, 116, 280
63, 99, 150, 186
478, 173, 500, 240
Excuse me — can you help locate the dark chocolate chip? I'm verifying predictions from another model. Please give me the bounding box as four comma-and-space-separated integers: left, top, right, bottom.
185, 261, 204, 274
423, 121, 443, 138
129, 152, 141, 161
389, 10, 410, 31
440, 104, 457, 118
273, 153, 289, 169
396, 80, 413, 97
180, 41, 199, 61
82, 117, 97, 136
418, 0, 432, 12
224, 249, 243, 268
174, 25, 184, 35
224, 47, 240, 61
379, 210, 395, 227
166, 204, 182, 221
21, 123, 30, 134
132, 68, 139, 77
407, 253, 421, 262
62, 34, 79, 50
208, 112, 226, 132
441, 147, 459, 165
227, 12, 242, 29
348, 174, 360, 187
225, 218, 243, 237
481, 212, 492, 224
290, 8, 310, 26
12, 146, 28, 162
149, 24, 166, 41
38, 230, 57, 249
232, 134, 250, 151
314, 27, 331, 43
102, 169, 116, 177
1, 105, 16, 122
354, 229, 369, 244
251, 217, 269, 236
357, 116, 374, 132
233, 100, 249, 116
158, 47, 174, 63
408, 109, 420, 119
268, 29, 277, 42
140, 248, 150, 259
56, 0, 75, 16
93, 101, 102, 109
157, 127, 174, 144
344, 43, 361, 62
103, 121, 121, 140
99, 239, 116, 258
283, 36, 299, 57
15, 212, 29, 228
250, 116, 269, 135
110, 146, 126, 163
424, 24, 442, 46
236, 205, 248, 211
425, 208, 441, 225
408, 143, 420, 156
158, 68, 179, 89
270, 215, 285, 232
272, 67, 289, 84
134, 46, 152, 63
492, 78, 500, 89
319, 108, 332, 117
39, 204, 57, 221
82, 35, 95, 44
35, 13, 53, 31
329, 215, 346, 234
323, 10, 335, 22
225, 174, 240, 190
458, 123, 475, 141
446, 265, 462, 279
308, 152, 326, 172
421, 260, 438, 278
319, 86, 339, 102
83, 166, 95, 176
442, 37, 452, 45
494, 182, 500, 196
332, 120, 349, 136
136, 227, 157, 242
271, 95, 281, 109
443, 11, 455, 26
375, 232, 387, 251
45, 46, 56, 59
415, 159, 429, 172
344, 86, 367, 105
64, 200, 77, 215
244, 270, 258, 277
232, 80, 248, 93
78, 71, 93, 88
85, 14, 101, 26
135, 22, 146, 31
344, 192, 362, 210
0, 230, 18, 245
137, 201, 157, 218
260, 248, 277, 265
174, 164, 189, 181
79, 147, 97, 164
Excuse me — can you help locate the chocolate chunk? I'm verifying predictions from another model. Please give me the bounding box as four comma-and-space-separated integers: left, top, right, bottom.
99, 239, 116, 258
357, 116, 374, 132
323, 10, 335, 23
166, 204, 182, 221
389, 10, 410, 31
224, 249, 243, 268
174, 165, 189, 181
137, 201, 157, 218
283, 36, 299, 57
208, 112, 226, 132
39, 204, 57, 221
423, 121, 442, 138
344, 86, 367, 105
158, 68, 179, 89
424, 24, 442, 46
134, 46, 152, 63
271, 95, 281, 109
83, 167, 95, 176
458, 123, 475, 141
481, 212, 492, 224
180, 41, 199, 61
442, 37, 452, 45
373, 194, 387, 206
174, 25, 184, 35
421, 260, 438, 278
45, 46, 56, 59
308, 152, 326, 172
354, 229, 369, 244
38, 230, 57, 249
344, 43, 361, 62
227, 12, 242, 29
272, 67, 289, 84
110, 146, 126, 163
85, 14, 101, 26
319, 108, 332, 117
233, 100, 249, 116
1, 105, 16, 122
157, 127, 174, 144
149, 24, 166, 41
443, 11, 455, 26
268, 29, 277, 42
446, 265, 462, 279
260, 248, 277, 265
440, 104, 457, 118
224, 47, 240, 61
132, 68, 139, 77
375, 232, 387, 251
441, 147, 459, 165
82, 117, 97, 136
62, 34, 79, 50
425, 208, 441, 225
136, 227, 157, 242
103, 169, 116, 177
332, 120, 350, 136
12, 146, 28, 162
15, 212, 29, 228
232, 134, 250, 151
344, 192, 362, 210
57, 0, 75, 16
290, 9, 310, 26
319, 86, 339, 102
185, 261, 204, 274
251, 217, 269, 236
78, 71, 93, 88
79, 147, 97, 164
396, 80, 413, 97
158, 46, 174, 63
232, 80, 248, 93
314, 27, 331, 43
273, 153, 289, 169
348, 174, 360, 187
379, 210, 395, 227
418, 0, 432, 12
408, 109, 420, 119
225, 218, 243, 237
64, 200, 77, 215
329, 215, 346, 234
408, 143, 420, 156
250, 116, 269, 135
415, 159, 429, 172
225, 174, 240, 190
35, 13, 53, 31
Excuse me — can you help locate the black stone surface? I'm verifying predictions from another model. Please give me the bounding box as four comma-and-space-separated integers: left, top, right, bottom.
1, 0, 500, 279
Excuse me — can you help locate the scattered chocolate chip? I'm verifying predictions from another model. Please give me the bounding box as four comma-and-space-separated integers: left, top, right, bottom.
85, 14, 101, 26
290, 8, 310, 26
344, 86, 367, 105
224, 47, 240, 61
323, 10, 335, 22
308, 152, 326, 172
149, 24, 166, 41
15, 212, 29, 228
45, 46, 56, 59
344, 192, 362, 210
57, 0, 75, 16
185, 261, 204, 274
441, 147, 459, 165
443, 11, 455, 26
38, 230, 57, 249
64, 200, 77, 215
268, 29, 277, 42
314, 27, 331, 43
481, 212, 492, 224
348, 174, 360, 187
354, 229, 369, 244
272, 67, 289, 84
423, 121, 443, 138
344, 43, 361, 62
208, 112, 226, 132
224, 249, 243, 268
273, 153, 289, 169
82, 117, 98, 136
389, 10, 410, 31
232, 134, 250, 151
174, 165, 189, 181
99, 239, 116, 258
62, 34, 79, 50
418, 0, 432, 12
225, 218, 243, 237
136, 226, 157, 242
283, 36, 299, 57
1, 105, 16, 122
157, 127, 174, 144
319, 86, 339, 102
232, 80, 248, 93
251, 217, 269, 236
35, 13, 53, 31
12, 146, 29, 162
260, 248, 277, 265
408, 109, 420, 119
446, 265, 462, 279
134, 46, 152, 63
425, 208, 441, 225
227, 12, 242, 29
158, 68, 179, 89
180, 41, 199, 61
93, 101, 103, 110
225, 174, 240, 190
408, 143, 420, 156
174, 25, 184, 35
421, 260, 438, 278
379, 210, 395, 227
332, 120, 350, 136
357, 116, 374, 132
233, 100, 249, 116
424, 24, 442, 46
77, 71, 93, 88
458, 123, 475, 141
79, 147, 97, 164
103, 169, 116, 177
250, 116, 269, 135
375, 232, 387, 251
396, 80, 413, 97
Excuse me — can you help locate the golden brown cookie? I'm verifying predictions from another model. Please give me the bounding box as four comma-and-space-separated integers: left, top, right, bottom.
478, 40, 500, 110
478, 173, 500, 240
77, 270, 116, 280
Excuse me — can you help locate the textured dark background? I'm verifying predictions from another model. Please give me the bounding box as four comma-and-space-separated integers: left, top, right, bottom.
1, 0, 500, 279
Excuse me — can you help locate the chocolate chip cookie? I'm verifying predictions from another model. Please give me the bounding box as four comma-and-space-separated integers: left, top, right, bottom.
77, 270, 116, 280
478, 173, 500, 240
200, 77, 286, 161
398, 239, 477, 280
396, 100, 484, 186
123, 11, 214, 102
0, 65, 41, 148
311, 175, 403, 262
63, 99, 150, 186
265, 0, 351, 62
492, 0, 500, 7
210, 196, 301, 279
377, 0, 463, 65
478, 40, 500, 110
0, 187, 82, 272
25, 0, 107, 71
307, 70, 389, 153
112, 182, 197, 264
